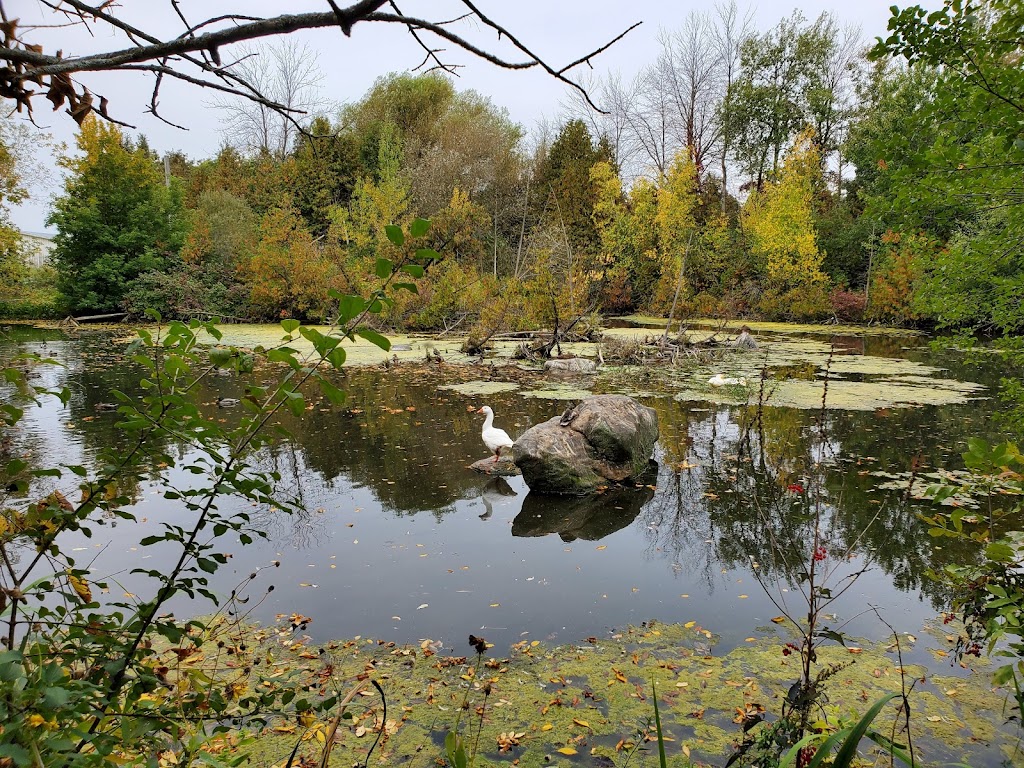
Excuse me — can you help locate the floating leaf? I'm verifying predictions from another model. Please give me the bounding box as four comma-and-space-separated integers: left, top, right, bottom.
556, 748, 578, 755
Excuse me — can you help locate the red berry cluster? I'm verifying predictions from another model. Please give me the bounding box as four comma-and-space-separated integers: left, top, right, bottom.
797, 746, 817, 768
781, 642, 799, 657
813, 545, 827, 562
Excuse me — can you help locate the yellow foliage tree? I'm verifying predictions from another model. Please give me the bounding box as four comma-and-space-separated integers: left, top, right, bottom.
655, 150, 699, 268
649, 150, 699, 311
742, 129, 828, 291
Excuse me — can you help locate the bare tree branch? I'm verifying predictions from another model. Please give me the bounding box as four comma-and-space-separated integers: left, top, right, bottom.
1, 1, 635, 131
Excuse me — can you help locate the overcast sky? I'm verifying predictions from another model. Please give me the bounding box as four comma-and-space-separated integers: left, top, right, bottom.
12, 0, 931, 232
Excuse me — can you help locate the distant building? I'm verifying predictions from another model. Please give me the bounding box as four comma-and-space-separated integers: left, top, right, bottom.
19, 230, 55, 268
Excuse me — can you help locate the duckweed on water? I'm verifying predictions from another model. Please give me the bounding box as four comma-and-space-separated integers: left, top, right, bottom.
440, 380, 521, 396
229, 620, 1013, 767
126, 320, 986, 412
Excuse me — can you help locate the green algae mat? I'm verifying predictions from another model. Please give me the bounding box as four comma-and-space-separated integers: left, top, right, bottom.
220, 620, 1015, 767
165, 320, 985, 412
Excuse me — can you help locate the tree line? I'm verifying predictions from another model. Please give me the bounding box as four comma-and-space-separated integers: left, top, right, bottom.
2, 0, 1020, 337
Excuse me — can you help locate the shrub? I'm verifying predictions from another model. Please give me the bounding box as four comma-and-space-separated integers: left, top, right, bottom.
828, 287, 867, 322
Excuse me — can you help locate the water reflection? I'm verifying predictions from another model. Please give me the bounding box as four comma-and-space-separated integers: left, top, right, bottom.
0, 325, 1009, 652
478, 477, 517, 520
512, 469, 656, 542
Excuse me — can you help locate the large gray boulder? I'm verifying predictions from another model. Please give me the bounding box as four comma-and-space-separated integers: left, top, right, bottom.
512, 395, 659, 495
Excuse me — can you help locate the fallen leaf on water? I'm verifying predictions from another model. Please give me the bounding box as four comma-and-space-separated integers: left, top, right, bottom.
596, 545, 607, 550
738, 594, 749, 599
684, 621, 696, 629
927, 716, 942, 722
771, 616, 786, 624
541, 724, 553, 731
417, 603, 428, 610
556, 748, 578, 756
572, 719, 590, 728
490, 603, 500, 607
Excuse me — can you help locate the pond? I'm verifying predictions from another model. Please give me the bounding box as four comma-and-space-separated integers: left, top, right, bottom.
1, 319, 1018, 762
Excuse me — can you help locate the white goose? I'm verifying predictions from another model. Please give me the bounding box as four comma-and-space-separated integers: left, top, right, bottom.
477, 405, 515, 463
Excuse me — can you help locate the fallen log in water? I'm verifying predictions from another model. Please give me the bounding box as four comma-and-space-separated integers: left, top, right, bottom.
59, 312, 128, 327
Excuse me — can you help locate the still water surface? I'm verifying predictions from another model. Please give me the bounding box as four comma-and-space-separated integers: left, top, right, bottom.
0, 323, 1007, 657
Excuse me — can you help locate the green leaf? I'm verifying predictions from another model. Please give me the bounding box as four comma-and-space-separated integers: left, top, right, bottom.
384, 225, 404, 247
356, 328, 391, 351
651, 678, 668, 768
415, 248, 441, 262
410, 218, 430, 238
283, 390, 305, 417
337, 294, 365, 325
281, 319, 300, 334
327, 347, 346, 370
318, 378, 347, 405
376, 258, 393, 279
400, 263, 424, 279
986, 540, 1015, 563
209, 348, 233, 368
993, 664, 1016, 685
807, 693, 899, 768
394, 282, 419, 294
817, 628, 847, 646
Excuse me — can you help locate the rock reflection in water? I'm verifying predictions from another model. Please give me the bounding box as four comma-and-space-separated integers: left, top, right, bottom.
512, 470, 657, 542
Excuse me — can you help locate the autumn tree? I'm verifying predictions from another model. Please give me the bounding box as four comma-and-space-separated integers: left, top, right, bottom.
743, 129, 828, 310
48, 116, 187, 313
0, 118, 31, 290
651, 150, 700, 310
243, 204, 341, 320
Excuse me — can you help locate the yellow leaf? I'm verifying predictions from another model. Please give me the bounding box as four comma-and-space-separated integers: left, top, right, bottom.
67, 571, 92, 603
927, 716, 942, 722
572, 719, 590, 728
684, 621, 696, 629
596, 545, 607, 550
541, 724, 553, 731
556, 748, 578, 755
771, 616, 786, 624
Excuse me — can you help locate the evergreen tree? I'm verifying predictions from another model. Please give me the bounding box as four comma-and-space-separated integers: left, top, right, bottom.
48, 116, 187, 313
533, 119, 607, 254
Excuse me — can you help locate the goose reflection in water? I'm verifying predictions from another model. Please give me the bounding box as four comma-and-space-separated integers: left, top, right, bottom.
478, 476, 518, 520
